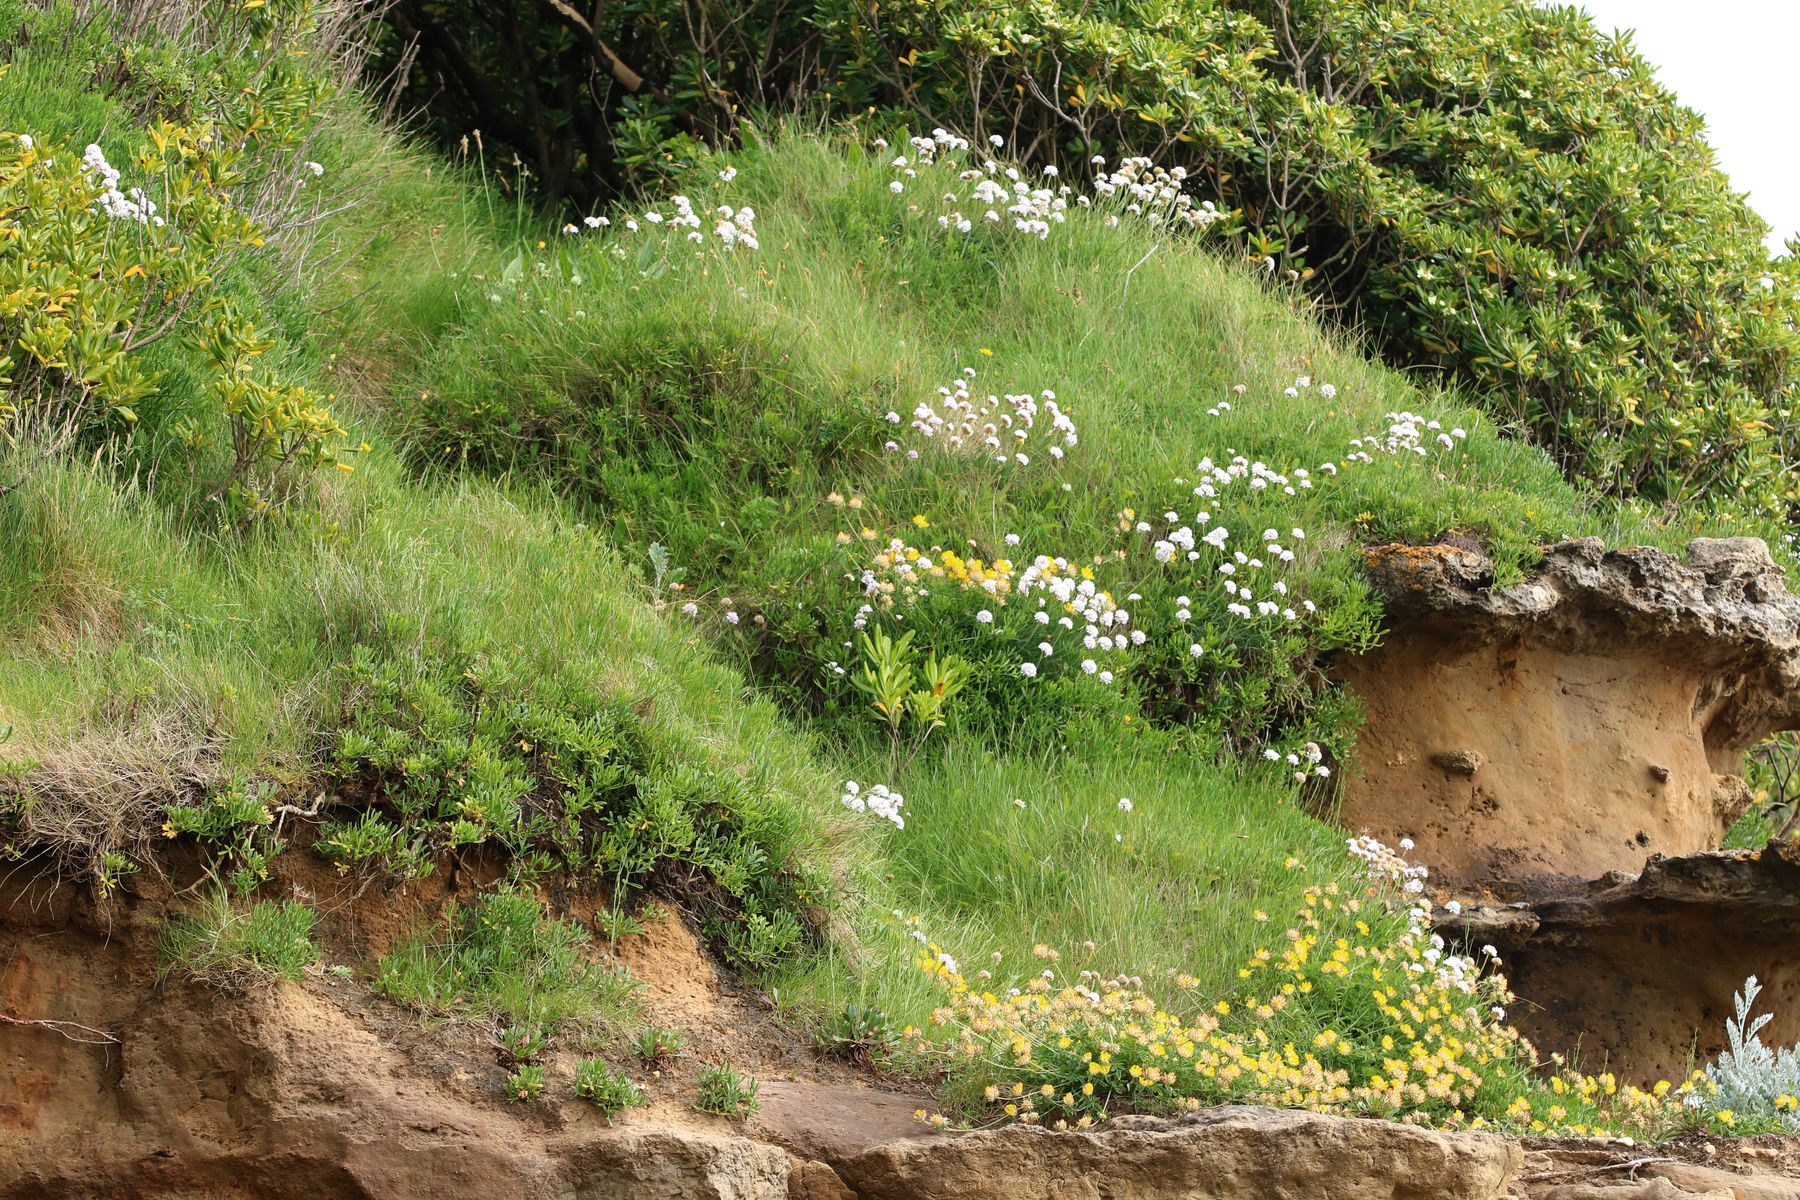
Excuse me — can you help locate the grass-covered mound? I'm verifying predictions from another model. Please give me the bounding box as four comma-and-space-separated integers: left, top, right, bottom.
379, 0, 1800, 519
4, 0, 1795, 1141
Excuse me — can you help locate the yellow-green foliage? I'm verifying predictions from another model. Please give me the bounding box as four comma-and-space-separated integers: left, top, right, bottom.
910, 839, 1741, 1139
0, 8, 346, 518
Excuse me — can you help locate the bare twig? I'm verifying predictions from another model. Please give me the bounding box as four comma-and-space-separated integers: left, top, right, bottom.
1519, 1157, 1677, 1182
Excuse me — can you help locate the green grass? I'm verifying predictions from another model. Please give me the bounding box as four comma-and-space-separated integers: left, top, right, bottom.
767, 731, 1352, 1032
375, 889, 639, 1043
157, 893, 318, 985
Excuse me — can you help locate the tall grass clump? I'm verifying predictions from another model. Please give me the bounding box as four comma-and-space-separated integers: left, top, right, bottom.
376, 888, 637, 1041
158, 892, 318, 986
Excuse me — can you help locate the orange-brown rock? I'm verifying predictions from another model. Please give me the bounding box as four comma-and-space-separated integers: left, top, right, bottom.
1338, 538, 1800, 890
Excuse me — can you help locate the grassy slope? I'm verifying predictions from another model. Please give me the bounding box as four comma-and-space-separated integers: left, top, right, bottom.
1, 5, 1777, 1123
383, 131, 1776, 1026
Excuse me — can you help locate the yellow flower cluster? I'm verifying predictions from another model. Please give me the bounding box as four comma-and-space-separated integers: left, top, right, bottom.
907, 852, 1726, 1139
863, 537, 1021, 606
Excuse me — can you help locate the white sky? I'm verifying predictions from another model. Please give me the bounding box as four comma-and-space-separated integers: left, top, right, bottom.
1574, 0, 1798, 255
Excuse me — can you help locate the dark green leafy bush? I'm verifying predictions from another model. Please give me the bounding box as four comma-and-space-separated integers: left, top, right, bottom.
320, 636, 827, 966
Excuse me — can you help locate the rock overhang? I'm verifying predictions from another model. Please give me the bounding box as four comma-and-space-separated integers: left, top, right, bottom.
1336, 537, 1800, 891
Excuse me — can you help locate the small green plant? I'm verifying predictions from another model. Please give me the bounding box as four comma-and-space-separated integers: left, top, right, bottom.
574, 1058, 645, 1120
694, 1062, 759, 1118
814, 1002, 897, 1066
376, 888, 639, 1041
645, 541, 686, 598
849, 626, 971, 769
593, 903, 647, 942
497, 1023, 549, 1065
157, 893, 317, 986
504, 1063, 547, 1104
632, 1025, 686, 1066
95, 850, 143, 899
161, 778, 284, 895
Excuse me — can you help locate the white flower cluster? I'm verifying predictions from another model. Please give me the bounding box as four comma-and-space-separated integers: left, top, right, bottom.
83, 143, 163, 226
881, 133, 1222, 243
1347, 412, 1468, 461
563, 183, 757, 252
1014, 566, 1139, 684
1272, 740, 1331, 783
1345, 836, 1485, 994
841, 780, 905, 829
896, 367, 1078, 466
1090, 155, 1223, 231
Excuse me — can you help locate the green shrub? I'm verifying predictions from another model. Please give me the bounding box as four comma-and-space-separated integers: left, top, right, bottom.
0, 1, 353, 520
380, 0, 1800, 517
375, 888, 638, 1040
316, 636, 826, 966
694, 1062, 759, 1118
157, 893, 317, 985
574, 1058, 646, 1120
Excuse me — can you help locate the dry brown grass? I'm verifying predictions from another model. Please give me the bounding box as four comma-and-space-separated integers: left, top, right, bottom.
0, 708, 224, 891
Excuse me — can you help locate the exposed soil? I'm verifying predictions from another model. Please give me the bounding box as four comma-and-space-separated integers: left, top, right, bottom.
4, 858, 1798, 1199
0, 853, 918, 1199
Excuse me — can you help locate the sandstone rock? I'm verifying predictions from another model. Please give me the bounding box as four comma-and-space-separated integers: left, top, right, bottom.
836, 1106, 1521, 1200
1517, 1145, 1800, 1200
562, 1129, 790, 1199
1339, 538, 1800, 889
752, 1079, 935, 1164
1433, 748, 1486, 776
1646, 1160, 1800, 1200
1440, 842, 1800, 1082
1536, 1180, 1728, 1200
786, 1158, 858, 1200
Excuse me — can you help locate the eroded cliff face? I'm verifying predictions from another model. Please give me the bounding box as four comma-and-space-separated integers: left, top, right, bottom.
1440, 842, 1800, 1083
1336, 538, 1800, 890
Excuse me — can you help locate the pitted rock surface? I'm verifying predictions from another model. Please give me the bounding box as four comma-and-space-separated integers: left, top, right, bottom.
835, 1106, 1522, 1200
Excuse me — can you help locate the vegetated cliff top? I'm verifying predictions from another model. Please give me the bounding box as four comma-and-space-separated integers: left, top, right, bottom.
4, 0, 1796, 1160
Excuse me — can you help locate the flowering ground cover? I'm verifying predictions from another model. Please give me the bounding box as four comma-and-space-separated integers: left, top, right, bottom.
4, 0, 1797, 1141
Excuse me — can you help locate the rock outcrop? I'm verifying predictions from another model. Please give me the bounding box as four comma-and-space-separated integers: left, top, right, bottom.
1337, 537, 1800, 890
5, 883, 1797, 1199
1439, 842, 1800, 1083
836, 1107, 1522, 1200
